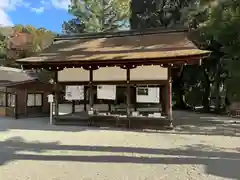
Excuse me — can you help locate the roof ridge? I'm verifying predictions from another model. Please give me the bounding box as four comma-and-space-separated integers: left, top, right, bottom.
54, 28, 188, 41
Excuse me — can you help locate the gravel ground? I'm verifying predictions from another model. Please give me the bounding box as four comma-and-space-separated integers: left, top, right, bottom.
0, 111, 239, 180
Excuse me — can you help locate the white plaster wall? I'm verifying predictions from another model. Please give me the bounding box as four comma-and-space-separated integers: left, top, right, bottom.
136, 87, 160, 103
58, 68, 89, 82
131, 65, 167, 80
58, 65, 168, 82
94, 67, 126, 81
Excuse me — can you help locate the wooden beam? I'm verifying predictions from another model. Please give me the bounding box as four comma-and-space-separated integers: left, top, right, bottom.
82, 65, 99, 70
59, 80, 168, 86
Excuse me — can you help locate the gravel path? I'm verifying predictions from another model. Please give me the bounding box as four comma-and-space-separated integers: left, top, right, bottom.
0, 111, 239, 180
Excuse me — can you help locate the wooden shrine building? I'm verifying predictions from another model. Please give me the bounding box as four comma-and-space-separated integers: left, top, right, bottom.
0, 66, 53, 118
16, 28, 210, 129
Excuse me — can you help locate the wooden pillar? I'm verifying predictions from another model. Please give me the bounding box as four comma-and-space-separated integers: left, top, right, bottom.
108, 102, 111, 112
72, 100, 75, 113
89, 69, 94, 110
160, 86, 166, 114
54, 71, 59, 123
134, 87, 137, 111
5, 89, 7, 108
159, 85, 162, 112
84, 86, 87, 111
166, 67, 173, 126
126, 67, 131, 127
15, 93, 18, 119
24, 88, 28, 116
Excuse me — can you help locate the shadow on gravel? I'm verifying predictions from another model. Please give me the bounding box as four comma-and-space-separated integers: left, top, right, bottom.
0, 136, 239, 180
0, 110, 240, 137
0, 117, 88, 132
170, 111, 240, 137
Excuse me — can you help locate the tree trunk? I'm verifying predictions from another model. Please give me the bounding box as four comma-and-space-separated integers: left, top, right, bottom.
174, 86, 189, 109
202, 70, 210, 112
172, 66, 190, 109
215, 60, 221, 112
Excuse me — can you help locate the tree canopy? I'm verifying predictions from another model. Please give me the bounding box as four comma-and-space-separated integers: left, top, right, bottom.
0, 25, 56, 67
189, 0, 240, 103
63, 0, 130, 33
130, 0, 198, 29
192, 0, 240, 57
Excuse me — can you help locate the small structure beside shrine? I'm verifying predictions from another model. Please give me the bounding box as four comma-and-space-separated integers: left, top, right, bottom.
16, 28, 210, 129
0, 66, 53, 118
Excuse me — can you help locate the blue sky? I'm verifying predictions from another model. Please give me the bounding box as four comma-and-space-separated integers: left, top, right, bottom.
0, 0, 73, 33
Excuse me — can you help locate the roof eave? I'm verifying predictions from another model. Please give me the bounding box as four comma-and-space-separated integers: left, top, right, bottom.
0, 79, 38, 87
17, 52, 210, 70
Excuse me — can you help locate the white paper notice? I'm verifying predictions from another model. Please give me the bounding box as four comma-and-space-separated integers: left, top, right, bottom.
136, 87, 160, 103
97, 85, 116, 100
65, 86, 84, 100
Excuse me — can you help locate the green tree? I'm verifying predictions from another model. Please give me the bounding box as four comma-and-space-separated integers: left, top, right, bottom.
0, 26, 13, 61
62, 18, 86, 34
5, 25, 55, 67
130, 0, 198, 29
64, 0, 129, 33
0, 27, 12, 65
0, 32, 6, 59
194, 0, 240, 57
0, 41, 6, 60
5, 25, 56, 82
189, 0, 240, 111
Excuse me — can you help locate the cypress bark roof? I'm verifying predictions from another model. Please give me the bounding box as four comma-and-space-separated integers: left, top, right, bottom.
0, 66, 37, 86
16, 29, 210, 66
